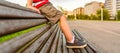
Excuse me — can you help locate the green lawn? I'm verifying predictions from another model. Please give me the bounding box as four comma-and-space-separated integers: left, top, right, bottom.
0, 24, 45, 43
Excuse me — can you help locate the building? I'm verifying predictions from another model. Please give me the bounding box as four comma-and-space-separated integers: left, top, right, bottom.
105, 0, 116, 19
73, 7, 84, 19
105, 0, 120, 19
84, 1, 103, 16
73, 7, 84, 15
116, 0, 120, 11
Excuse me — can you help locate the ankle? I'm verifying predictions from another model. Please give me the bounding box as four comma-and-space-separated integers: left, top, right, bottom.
67, 36, 75, 43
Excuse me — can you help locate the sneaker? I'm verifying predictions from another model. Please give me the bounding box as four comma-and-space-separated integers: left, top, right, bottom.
66, 37, 87, 48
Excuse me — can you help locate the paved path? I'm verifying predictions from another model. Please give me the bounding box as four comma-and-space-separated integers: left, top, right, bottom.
68, 20, 120, 53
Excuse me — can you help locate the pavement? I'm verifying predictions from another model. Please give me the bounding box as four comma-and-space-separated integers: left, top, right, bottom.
68, 20, 120, 53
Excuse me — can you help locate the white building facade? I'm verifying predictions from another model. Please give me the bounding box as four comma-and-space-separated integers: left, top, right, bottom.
105, 0, 120, 19
84, 1, 103, 16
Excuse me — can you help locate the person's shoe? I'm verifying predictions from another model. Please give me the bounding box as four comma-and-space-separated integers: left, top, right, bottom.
66, 37, 87, 48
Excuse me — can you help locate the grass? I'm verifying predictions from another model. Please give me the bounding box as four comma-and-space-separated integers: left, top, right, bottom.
0, 24, 45, 43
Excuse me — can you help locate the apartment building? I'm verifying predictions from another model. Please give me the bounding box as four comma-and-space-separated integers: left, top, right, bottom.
73, 7, 84, 15
84, 1, 103, 16
105, 0, 120, 19
116, 0, 120, 11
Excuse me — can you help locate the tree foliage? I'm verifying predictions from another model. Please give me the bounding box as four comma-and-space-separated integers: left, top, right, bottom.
117, 10, 120, 20
67, 15, 75, 20
97, 9, 110, 20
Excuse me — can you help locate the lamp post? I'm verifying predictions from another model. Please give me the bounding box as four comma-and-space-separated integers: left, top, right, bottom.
101, 7, 103, 21
74, 10, 77, 20
116, 13, 118, 21
100, 3, 104, 21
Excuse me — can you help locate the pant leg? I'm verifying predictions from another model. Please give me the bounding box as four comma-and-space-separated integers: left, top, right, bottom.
39, 2, 63, 24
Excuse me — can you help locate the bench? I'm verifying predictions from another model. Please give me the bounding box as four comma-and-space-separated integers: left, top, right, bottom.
0, 0, 101, 53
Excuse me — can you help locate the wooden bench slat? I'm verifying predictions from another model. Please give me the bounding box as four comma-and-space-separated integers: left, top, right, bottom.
21, 24, 57, 53
39, 25, 58, 53
62, 33, 69, 53
16, 25, 51, 53
72, 48, 81, 53
0, 25, 49, 53
35, 24, 57, 53
85, 46, 94, 53
0, 0, 38, 13
0, 19, 47, 36
49, 27, 60, 53
80, 48, 88, 53
0, 5, 45, 19
56, 29, 62, 53
68, 49, 75, 53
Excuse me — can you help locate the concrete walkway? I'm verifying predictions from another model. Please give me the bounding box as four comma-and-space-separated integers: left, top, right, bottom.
68, 20, 120, 53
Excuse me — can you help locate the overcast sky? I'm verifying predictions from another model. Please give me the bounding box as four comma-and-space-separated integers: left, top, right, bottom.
5, 0, 105, 11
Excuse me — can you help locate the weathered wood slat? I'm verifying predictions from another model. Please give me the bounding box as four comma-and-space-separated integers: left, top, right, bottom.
21, 24, 57, 53
0, 0, 45, 18
0, 1, 45, 19
49, 27, 60, 53
0, 25, 49, 53
16, 25, 51, 53
73, 48, 81, 53
56, 30, 62, 53
0, 0, 37, 13
0, 5, 45, 18
68, 49, 74, 53
62, 33, 69, 53
85, 46, 94, 53
80, 48, 88, 53
35, 24, 57, 53
0, 19, 47, 36
39, 25, 58, 53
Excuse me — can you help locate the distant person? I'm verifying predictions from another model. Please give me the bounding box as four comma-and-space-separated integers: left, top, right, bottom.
27, 0, 87, 48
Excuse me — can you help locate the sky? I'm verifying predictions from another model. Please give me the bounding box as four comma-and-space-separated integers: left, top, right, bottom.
5, 0, 105, 11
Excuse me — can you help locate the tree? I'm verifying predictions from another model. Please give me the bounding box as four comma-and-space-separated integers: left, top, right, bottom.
117, 10, 120, 20
90, 14, 100, 20
97, 9, 110, 20
83, 15, 91, 20
67, 15, 75, 20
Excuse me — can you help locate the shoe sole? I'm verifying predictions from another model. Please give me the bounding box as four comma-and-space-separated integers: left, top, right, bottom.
66, 44, 87, 48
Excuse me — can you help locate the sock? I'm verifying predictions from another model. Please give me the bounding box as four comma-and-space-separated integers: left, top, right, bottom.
68, 36, 75, 43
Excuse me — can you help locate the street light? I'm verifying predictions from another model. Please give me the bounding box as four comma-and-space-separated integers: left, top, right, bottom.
101, 7, 103, 21
100, 3, 104, 21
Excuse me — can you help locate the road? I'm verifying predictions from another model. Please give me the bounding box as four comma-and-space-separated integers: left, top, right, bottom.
68, 20, 120, 53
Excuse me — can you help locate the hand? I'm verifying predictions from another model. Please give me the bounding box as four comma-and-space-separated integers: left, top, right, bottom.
27, 6, 41, 14
27, 0, 41, 14
35, 9, 41, 14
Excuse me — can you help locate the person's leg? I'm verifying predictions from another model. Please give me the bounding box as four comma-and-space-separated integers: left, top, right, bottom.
39, 2, 87, 48
59, 15, 74, 42
59, 15, 87, 48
